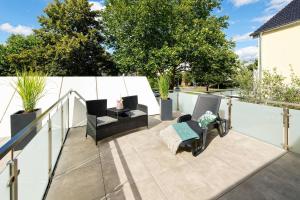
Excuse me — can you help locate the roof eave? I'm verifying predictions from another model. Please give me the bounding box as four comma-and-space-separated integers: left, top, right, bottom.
251, 20, 300, 38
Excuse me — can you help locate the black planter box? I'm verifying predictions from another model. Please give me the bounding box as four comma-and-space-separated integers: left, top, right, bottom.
10, 109, 42, 151
160, 98, 173, 121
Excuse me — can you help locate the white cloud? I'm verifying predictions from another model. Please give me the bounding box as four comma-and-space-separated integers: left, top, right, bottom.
90, 1, 105, 11
231, 0, 259, 7
229, 20, 240, 25
235, 46, 258, 61
252, 15, 273, 23
265, 0, 292, 12
232, 32, 252, 42
251, 0, 291, 26
0, 23, 33, 36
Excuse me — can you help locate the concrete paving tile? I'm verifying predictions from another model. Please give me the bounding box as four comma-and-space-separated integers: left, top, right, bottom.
101, 152, 152, 193
47, 158, 105, 200
99, 138, 136, 163
129, 133, 166, 152
55, 141, 99, 176
137, 145, 188, 175
189, 155, 245, 191
105, 177, 166, 200
153, 164, 211, 200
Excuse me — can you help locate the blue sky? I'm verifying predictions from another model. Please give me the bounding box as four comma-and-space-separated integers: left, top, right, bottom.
0, 0, 292, 61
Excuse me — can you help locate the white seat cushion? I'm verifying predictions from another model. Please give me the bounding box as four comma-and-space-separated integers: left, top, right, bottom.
97, 116, 118, 126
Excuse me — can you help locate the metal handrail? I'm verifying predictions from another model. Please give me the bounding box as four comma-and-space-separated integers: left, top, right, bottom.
226, 95, 300, 108
179, 91, 300, 108
72, 90, 86, 102
0, 90, 85, 160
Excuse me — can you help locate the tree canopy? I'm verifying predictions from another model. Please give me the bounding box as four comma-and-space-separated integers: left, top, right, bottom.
0, 0, 117, 76
103, 0, 239, 87
0, 34, 41, 75
0, 0, 239, 85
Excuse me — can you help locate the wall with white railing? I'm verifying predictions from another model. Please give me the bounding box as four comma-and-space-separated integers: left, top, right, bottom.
0, 76, 160, 138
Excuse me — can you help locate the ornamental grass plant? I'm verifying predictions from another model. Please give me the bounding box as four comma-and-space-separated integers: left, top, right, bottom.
12, 70, 46, 112
158, 74, 170, 100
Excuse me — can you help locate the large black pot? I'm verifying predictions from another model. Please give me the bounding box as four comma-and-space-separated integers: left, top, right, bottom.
10, 109, 42, 151
160, 98, 173, 121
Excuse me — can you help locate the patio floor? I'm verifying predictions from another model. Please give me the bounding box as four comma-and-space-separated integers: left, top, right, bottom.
45, 114, 286, 200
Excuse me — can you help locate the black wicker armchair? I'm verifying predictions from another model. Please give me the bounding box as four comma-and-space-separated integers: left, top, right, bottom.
122, 95, 148, 128
86, 99, 118, 144
177, 94, 229, 156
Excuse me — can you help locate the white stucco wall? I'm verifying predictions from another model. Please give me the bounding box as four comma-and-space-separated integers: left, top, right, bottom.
0, 76, 159, 138
260, 22, 300, 81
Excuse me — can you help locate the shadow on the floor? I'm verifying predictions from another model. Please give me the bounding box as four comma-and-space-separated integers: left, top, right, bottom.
148, 117, 161, 128
99, 128, 147, 199
177, 129, 219, 154
218, 152, 300, 200
114, 140, 142, 199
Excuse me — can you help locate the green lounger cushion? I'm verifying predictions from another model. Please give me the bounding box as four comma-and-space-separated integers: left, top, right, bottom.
172, 122, 200, 141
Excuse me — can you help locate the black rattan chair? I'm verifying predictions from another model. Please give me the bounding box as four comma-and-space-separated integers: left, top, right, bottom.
86, 99, 118, 145
122, 95, 148, 127
177, 94, 229, 156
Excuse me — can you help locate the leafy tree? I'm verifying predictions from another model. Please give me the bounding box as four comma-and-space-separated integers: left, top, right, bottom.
34, 0, 116, 75
181, 71, 192, 86
6, 35, 42, 72
0, 34, 41, 75
0, 44, 9, 75
103, 0, 238, 88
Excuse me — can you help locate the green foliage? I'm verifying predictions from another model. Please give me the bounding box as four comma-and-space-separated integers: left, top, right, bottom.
181, 71, 193, 86
34, 0, 115, 75
0, 44, 9, 75
103, 0, 238, 86
0, 35, 42, 75
148, 77, 158, 90
0, 0, 117, 76
158, 74, 170, 100
234, 66, 257, 101
13, 70, 46, 112
235, 67, 300, 105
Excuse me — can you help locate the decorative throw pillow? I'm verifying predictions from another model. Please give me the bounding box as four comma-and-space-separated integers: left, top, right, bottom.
198, 111, 217, 128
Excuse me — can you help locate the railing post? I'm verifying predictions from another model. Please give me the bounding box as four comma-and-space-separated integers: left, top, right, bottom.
283, 107, 289, 150
176, 91, 179, 111
227, 97, 232, 129
8, 158, 19, 200
48, 114, 52, 177
67, 97, 70, 129
61, 103, 64, 144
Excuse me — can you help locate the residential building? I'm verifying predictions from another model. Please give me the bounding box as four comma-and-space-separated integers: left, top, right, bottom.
251, 0, 300, 81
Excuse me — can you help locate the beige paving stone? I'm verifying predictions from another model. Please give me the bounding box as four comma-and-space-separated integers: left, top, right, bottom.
190, 155, 246, 191
101, 152, 152, 193
129, 132, 166, 152
137, 145, 188, 175
105, 177, 166, 200
99, 136, 136, 163
55, 139, 99, 176
47, 159, 105, 200
153, 164, 212, 200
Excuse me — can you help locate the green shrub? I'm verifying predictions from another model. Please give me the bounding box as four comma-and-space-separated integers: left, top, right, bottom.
158, 74, 170, 100
13, 69, 46, 112
148, 77, 158, 90
235, 67, 300, 107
